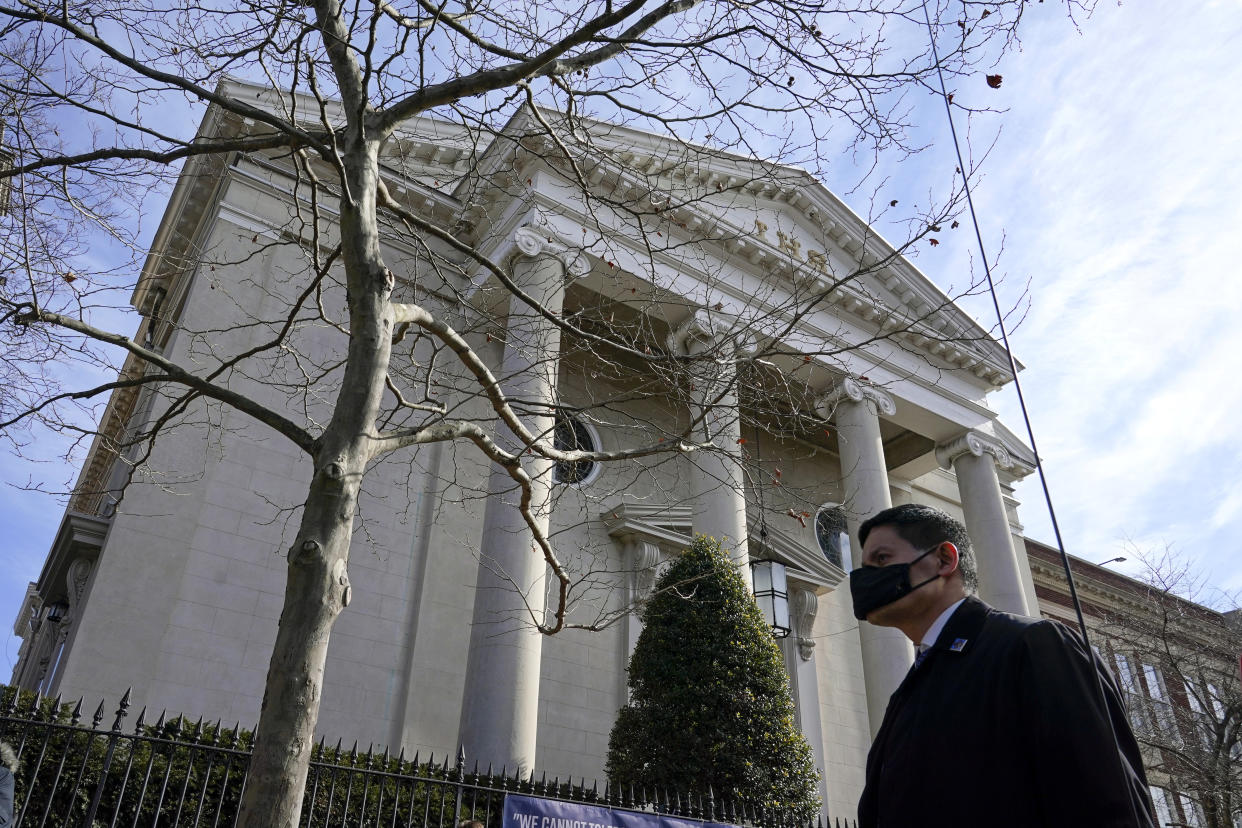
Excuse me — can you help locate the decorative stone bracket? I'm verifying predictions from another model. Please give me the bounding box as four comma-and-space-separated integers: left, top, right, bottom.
624, 537, 664, 602
793, 586, 819, 661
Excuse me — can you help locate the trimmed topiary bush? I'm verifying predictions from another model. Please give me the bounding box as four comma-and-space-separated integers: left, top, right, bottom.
606, 535, 820, 821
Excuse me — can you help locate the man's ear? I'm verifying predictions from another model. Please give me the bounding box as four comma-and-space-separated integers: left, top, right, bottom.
938, 542, 960, 576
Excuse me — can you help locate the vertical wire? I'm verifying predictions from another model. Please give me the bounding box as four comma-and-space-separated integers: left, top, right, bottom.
918, 3, 1149, 823
918, 0, 1089, 648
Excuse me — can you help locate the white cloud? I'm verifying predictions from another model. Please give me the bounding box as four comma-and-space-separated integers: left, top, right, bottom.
980, 0, 1242, 600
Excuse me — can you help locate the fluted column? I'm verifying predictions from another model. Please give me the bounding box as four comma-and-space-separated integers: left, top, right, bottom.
458, 221, 588, 776
937, 431, 1029, 615
819, 378, 914, 737
668, 310, 754, 590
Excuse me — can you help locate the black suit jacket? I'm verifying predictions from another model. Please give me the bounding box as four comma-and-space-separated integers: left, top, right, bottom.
0, 766, 13, 828
858, 597, 1156, 828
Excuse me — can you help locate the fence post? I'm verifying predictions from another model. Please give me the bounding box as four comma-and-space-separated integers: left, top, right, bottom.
453, 744, 466, 826
81, 688, 132, 827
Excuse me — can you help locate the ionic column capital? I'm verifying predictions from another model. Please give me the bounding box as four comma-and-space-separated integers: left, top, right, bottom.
512, 216, 590, 276
936, 430, 1013, 471
817, 376, 896, 418
666, 309, 757, 357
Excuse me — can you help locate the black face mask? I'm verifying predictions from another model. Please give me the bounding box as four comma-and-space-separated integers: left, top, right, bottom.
850, 546, 941, 621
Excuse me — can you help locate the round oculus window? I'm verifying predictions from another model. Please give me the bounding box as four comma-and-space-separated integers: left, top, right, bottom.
553, 416, 598, 485
815, 505, 849, 568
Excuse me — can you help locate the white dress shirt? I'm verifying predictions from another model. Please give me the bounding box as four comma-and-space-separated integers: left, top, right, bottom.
918, 597, 967, 653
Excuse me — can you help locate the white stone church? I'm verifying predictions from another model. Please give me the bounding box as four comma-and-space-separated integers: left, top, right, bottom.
11, 77, 1040, 822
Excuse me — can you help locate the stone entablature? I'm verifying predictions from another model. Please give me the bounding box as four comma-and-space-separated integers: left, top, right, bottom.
599, 502, 844, 593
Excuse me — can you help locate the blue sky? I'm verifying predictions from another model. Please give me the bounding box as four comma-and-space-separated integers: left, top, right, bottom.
3, 0, 1241, 673
948, 0, 1242, 600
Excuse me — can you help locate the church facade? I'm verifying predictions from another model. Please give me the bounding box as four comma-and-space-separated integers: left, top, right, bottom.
10, 78, 1039, 822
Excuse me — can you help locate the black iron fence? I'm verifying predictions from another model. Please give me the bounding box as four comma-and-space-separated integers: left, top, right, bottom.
0, 687, 856, 828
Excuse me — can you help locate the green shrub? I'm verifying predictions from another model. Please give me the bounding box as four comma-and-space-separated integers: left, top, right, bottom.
606, 535, 820, 822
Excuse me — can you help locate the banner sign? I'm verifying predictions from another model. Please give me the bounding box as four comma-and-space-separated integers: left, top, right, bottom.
504, 794, 737, 828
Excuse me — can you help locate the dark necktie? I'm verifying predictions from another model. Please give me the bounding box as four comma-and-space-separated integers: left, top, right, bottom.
912, 646, 931, 670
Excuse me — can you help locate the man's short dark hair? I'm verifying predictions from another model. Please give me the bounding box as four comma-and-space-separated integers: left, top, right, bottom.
858, 504, 978, 594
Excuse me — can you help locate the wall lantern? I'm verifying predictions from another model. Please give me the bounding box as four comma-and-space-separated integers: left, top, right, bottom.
750, 559, 791, 639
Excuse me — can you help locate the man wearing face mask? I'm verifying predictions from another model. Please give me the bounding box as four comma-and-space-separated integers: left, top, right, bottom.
853, 504, 1155, 828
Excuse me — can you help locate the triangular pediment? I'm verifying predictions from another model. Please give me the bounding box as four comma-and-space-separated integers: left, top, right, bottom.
455, 108, 1019, 391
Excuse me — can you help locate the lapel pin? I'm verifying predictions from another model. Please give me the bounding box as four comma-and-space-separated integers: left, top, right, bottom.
950, 638, 967, 652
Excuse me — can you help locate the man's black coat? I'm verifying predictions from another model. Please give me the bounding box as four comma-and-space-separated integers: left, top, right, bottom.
858, 597, 1156, 828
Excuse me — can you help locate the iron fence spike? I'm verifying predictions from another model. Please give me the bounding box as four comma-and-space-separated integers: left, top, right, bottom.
91, 698, 106, 728
111, 687, 132, 730
133, 705, 147, 732
69, 697, 82, 724
155, 709, 166, 728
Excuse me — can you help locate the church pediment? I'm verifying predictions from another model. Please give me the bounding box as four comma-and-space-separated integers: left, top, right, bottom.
454, 108, 1018, 392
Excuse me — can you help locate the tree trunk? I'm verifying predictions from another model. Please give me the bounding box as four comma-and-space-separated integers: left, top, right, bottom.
238, 132, 394, 827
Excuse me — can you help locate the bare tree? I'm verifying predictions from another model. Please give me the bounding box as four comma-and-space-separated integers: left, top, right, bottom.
1101, 548, 1240, 828
0, 0, 1055, 822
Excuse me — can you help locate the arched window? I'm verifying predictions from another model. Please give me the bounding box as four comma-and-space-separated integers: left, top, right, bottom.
553, 415, 599, 485
814, 504, 849, 569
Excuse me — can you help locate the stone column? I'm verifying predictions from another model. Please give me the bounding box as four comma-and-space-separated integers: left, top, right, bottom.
937, 431, 1029, 615
819, 378, 914, 737
667, 310, 753, 590
458, 222, 588, 776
